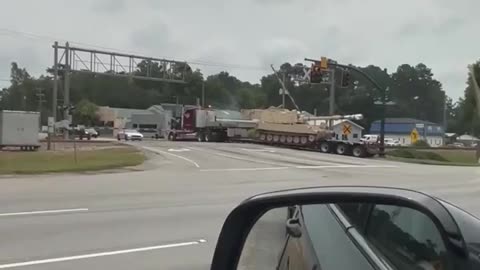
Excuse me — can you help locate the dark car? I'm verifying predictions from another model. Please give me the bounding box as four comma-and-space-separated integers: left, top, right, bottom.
278, 202, 480, 270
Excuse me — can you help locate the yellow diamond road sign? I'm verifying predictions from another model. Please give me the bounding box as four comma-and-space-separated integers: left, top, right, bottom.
410, 128, 419, 144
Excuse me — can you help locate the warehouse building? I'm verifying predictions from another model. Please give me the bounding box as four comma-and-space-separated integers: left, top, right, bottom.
369, 118, 444, 147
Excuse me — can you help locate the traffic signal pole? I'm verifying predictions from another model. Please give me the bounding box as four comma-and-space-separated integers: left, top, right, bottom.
305, 58, 388, 157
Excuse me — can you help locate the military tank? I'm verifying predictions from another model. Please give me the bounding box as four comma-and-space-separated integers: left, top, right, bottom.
242, 108, 377, 157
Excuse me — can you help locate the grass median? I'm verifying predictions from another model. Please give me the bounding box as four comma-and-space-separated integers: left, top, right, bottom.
0, 147, 145, 174
386, 148, 478, 166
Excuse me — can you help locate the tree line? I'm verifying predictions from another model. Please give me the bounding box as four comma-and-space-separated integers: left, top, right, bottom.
0, 60, 478, 136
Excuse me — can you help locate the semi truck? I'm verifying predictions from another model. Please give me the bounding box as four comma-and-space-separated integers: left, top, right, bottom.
166, 108, 257, 142
168, 107, 378, 158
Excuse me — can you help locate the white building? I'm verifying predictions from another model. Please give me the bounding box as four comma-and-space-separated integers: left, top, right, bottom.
307, 119, 364, 143
369, 118, 445, 147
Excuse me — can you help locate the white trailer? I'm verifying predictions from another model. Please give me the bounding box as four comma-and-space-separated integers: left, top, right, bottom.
0, 110, 40, 151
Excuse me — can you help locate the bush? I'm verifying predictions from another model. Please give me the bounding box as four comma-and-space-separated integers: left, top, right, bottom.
412, 140, 430, 148
387, 149, 447, 162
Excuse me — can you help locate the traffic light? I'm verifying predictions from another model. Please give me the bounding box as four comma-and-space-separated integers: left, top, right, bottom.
320, 57, 328, 70
342, 70, 351, 87
310, 64, 323, 83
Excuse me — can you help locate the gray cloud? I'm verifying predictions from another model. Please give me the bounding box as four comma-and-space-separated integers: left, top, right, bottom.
1, 0, 479, 99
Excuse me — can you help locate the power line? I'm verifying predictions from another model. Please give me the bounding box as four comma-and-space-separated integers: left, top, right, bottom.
0, 28, 271, 72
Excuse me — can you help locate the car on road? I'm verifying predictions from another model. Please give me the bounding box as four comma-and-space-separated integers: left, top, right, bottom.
384, 138, 401, 146
117, 129, 143, 141
85, 128, 99, 138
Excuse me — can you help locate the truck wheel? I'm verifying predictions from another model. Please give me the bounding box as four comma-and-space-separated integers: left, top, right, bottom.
168, 132, 176, 141
320, 142, 331, 153
197, 132, 205, 142
352, 145, 366, 158
205, 132, 212, 142
117, 135, 121, 141
336, 143, 349, 155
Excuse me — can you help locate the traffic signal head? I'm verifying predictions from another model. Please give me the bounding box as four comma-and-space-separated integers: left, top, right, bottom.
342, 70, 351, 87
320, 57, 328, 70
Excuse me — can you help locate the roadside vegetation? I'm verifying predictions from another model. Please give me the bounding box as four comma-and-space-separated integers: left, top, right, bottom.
0, 147, 145, 174
386, 148, 478, 165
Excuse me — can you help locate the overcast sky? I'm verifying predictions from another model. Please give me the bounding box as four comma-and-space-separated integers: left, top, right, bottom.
1, 0, 479, 99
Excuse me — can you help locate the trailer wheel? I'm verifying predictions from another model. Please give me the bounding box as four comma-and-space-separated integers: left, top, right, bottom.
352, 145, 366, 158
293, 136, 300, 144
260, 133, 267, 141
320, 142, 331, 153
286, 136, 293, 143
117, 135, 121, 141
168, 132, 176, 141
280, 135, 286, 143
266, 134, 273, 142
336, 143, 349, 155
273, 135, 279, 142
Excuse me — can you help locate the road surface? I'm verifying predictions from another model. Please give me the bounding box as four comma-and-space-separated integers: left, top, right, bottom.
0, 140, 479, 269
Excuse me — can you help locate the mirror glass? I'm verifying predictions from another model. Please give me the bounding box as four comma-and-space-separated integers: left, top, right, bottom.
237, 203, 449, 270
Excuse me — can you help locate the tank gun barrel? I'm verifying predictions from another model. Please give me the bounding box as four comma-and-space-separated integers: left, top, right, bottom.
302, 114, 364, 121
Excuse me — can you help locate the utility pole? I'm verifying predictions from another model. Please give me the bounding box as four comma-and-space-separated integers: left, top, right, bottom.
282, 72, 286, 108
36, 88, 45, 130
53, 41, 58, 122
202, 81, 205, 108
329, 68, 335, 115
63, 42, 70, 140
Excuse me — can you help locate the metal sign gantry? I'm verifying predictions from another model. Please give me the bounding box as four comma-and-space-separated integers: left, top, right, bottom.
51, 41, 188, 138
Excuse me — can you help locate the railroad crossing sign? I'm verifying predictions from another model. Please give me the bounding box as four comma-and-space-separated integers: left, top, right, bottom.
410, 128, 419, 144
342, 124, 352, 135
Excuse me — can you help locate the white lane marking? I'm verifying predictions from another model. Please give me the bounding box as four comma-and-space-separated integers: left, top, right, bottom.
167, 148, 191, 152
241, 148, 276, 153
189, 147, 289, 167
143, 146, 200, 168
201, 167, 289, 172
295, 164, 398, 169
0, 208, 88, 217
0, 239, 207, 269
201, 164, 397, 172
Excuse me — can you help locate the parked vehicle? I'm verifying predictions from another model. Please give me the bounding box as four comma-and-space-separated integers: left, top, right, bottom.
0, 110, 40, 151
85, 128, 98, 138
361, 134, 379, 143
384, 138, 401, 146
117, 129, 143, 141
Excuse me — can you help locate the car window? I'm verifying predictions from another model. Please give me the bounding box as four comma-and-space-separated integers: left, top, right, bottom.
366, 205, 449, 270
301, 205, 375, 270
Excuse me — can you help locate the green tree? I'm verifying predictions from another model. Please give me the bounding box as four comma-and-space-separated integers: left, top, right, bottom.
73, 99, 98, 126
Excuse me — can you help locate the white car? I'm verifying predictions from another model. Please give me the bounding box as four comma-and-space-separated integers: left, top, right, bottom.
361, 134, 379, 143
384, 138, 401, 146
117, 129, 144, 141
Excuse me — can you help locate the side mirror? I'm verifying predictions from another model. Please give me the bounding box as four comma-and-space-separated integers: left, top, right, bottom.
210, 186, 480, 270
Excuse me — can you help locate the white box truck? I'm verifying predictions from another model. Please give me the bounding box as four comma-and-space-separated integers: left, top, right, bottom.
0, 110, 40, 151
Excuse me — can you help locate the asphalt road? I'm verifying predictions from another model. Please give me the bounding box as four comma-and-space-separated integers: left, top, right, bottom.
0, 140, 479, 269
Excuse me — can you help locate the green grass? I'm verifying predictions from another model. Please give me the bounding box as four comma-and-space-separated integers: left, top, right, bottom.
0, 147, 145, 174
386, 148, 478, 165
